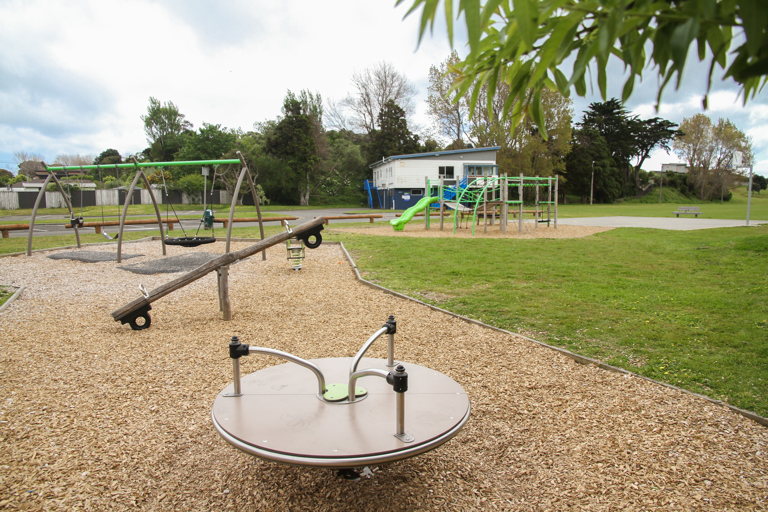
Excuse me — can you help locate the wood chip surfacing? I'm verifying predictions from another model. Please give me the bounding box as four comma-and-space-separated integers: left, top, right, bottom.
0, 241, 766, 511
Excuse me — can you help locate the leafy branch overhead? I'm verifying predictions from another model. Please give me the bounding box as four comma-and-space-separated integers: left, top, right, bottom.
398, 0, 768, 137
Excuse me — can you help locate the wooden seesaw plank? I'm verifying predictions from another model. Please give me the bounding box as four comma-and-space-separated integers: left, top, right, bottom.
110, 216, 325, 324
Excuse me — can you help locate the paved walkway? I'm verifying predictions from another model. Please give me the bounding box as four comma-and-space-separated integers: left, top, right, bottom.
557, 216, 765, 231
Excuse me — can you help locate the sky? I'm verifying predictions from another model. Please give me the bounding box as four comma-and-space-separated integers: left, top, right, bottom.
1, 0, 766, 177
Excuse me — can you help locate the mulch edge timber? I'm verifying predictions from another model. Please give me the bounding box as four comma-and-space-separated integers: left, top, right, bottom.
0, 285, 25, 314
4, 235, 766, 428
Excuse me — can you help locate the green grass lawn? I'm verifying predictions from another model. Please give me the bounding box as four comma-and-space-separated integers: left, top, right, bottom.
326, 224, 768, 417
558, 185, 768, 219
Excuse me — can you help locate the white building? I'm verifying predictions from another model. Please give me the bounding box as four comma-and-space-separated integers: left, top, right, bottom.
661, 163, 688, 174
367, 146, 500, 209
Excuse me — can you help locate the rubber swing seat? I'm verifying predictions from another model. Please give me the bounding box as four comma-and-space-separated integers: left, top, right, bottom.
165, 236, 216, 247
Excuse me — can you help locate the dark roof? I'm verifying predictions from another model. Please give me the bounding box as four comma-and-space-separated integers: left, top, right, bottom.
369, 146, 501, 169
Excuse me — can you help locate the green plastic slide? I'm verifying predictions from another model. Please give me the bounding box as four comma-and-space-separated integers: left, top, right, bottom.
389, 196, 438, 231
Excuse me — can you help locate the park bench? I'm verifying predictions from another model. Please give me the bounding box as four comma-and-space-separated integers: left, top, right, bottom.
314, 214, 383, 225
2, 221, 170, 239
510, 209, 546, 219
1, 224, 31, 238
673, 206, 702, 218
65, 219, 178, 234
217, 216, 297, 228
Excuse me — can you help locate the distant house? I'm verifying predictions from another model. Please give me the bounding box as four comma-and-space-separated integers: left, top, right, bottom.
661, 163, 688, 174
34, 168, 87, 180
12, 179, 96, 192
366, 146, 500, 209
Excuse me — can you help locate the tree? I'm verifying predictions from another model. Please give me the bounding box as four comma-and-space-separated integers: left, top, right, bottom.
503, 87, 572, 177
13, 151, 45, 178
265, 96, 319, 206
579, 99, 636, 188
577, 99, 678, 196
0, 168, 13, 186
426, 51, 471, 143
328, 62, 418, 133
753, 174, 767, 193
673, 114, 753, 200
320, 132, 367, 196
52, 154, 95, 167
563, 127, 622, 203
630, 118, 679, 194
141, 97, 193, 162
94, 149, 123, 166
399, 0, 768, 137
366, 100, 421, 163
175, 123, 239, 173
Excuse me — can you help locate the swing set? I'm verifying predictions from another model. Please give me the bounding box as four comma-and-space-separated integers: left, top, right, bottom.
28, 152, 266, 262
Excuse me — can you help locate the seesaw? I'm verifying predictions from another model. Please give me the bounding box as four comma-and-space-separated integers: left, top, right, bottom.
111, 217, 325, 329
211, 315, 471, 473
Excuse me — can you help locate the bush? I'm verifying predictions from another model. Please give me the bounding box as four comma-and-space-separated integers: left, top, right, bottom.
310, 186, 366, 206
174, 174, 205, 202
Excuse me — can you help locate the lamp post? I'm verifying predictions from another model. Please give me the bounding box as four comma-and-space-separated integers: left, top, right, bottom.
658, 170, 663, 204
734, 151, 753, 227
202, 166, 210, 211
590, 161, 594, 205
747, 164, 754, 226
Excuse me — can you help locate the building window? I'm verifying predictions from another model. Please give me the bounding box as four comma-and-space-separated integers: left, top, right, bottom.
411, 189, 423, 196
439, 166, 454, 179
466, 165, 498, 176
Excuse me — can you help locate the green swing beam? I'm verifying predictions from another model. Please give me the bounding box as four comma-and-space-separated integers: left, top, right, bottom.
44, 159, 241, 172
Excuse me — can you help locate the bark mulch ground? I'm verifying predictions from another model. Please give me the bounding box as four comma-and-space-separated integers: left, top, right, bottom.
0, 240, 766, 510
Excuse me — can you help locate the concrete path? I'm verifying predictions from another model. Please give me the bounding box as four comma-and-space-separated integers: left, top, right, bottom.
557, 216, 765, 231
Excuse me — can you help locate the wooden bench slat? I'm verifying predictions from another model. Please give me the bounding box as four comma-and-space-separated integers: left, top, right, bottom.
314, 215, 383, 225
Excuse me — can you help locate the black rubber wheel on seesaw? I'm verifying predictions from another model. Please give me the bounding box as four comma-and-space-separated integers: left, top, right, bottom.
128, 312, 151, 330
304, 233, 322, 249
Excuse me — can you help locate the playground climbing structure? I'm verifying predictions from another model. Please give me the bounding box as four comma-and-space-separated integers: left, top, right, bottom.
417, 175, 558, 235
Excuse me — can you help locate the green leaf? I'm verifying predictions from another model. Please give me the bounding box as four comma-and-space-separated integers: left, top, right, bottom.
553, 68, 569, 92
734, 56, 768, 80
739, 0, 768, 57
622, 75, 635, 102
574, 73, 587, 97
597, 56, 607, 99
529, 17, 573, 86
398, 0, 441, 47
480, 0, 504, 29
670, 17, 699, 70
444, 0, 454, 46
529, 90, 547, 139
461, 0, 483, 54
705, 26, 728, 68
513, 0, 536, 50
